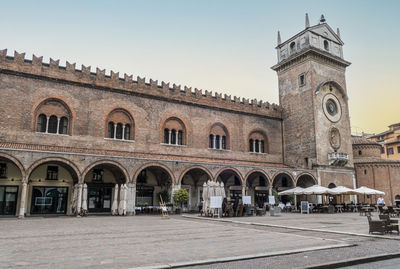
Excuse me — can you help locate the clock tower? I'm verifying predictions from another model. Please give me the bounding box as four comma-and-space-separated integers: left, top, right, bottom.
272, 14, 355, 188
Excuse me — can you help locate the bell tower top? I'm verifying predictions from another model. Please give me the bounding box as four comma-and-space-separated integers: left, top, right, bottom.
272, 14, 350, 70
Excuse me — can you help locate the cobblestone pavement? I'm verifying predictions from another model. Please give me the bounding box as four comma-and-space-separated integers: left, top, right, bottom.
181, 214, 400, 269
0, 215, 348, 269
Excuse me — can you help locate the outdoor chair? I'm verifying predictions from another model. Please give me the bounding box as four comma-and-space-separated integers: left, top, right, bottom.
223, 204, 234, 217
388, 206, 397, 218
235, 203, 244, 217
379, 214, 399, 234
256, 206, 266, 216
367, 215, 386, 235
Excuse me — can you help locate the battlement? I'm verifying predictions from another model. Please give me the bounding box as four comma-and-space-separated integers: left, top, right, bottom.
0, 49, 282, 119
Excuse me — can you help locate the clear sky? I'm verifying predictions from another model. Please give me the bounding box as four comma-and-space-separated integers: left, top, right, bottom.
1, 0, 399, 134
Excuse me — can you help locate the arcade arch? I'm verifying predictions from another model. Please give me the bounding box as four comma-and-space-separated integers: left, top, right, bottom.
180, 167, 212, 212
0, 155, 24, 216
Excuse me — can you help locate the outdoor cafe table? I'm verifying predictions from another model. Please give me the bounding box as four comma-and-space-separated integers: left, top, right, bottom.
335, 205, 344, 213
360, 206, 375, 216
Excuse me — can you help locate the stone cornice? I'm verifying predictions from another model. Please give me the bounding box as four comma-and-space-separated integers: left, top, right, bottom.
271, 47, 351, 73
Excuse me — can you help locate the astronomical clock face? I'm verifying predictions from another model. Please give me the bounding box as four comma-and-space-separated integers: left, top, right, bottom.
322, 93, 342, 122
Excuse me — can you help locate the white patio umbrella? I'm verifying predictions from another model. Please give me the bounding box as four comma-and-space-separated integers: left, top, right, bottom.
118, 184, 127, 216
202, 182, 208, 215
354, 186, 385, 195
111, 184, 119, 215
329, 186, 359, 204
220, 182, 226, 198
302, 185, 336, 195
81, 183, 88, 212
354, 186, 385, 203
278, 186, 305, 195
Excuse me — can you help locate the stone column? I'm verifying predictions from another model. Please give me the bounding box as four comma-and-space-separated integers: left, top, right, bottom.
175, 130, 179, 145
269, 186, 272, 196
219, 137, 222, 150
253, 140, 256, 153
242, 185, 246, 197
168, 130, 172, 144
76, 183, 83, 215
113, 124, 117, 139
258, 141, 262, 153
18, 182, 28, 218
56, 117, 60, 134
45, 116, 49, 133
122, 125, 125, 140
213, 136, 216, 149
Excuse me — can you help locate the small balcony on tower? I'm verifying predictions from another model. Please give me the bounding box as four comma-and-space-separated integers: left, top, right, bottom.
328, 152, 349, 166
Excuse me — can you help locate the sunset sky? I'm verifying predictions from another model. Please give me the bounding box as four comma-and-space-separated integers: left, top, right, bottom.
1, 0, 399, 134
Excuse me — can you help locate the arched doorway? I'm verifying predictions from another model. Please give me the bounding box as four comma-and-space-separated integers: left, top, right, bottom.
246, 171, 270, 208
216, 168, 243, 204
83, 162, 127, 213
296, 174, 317, 206
0, 155, 24, 216
135, 165, 173, 210
272, 173, 294, 204
180, 167, 212, 212
28, 159, 79, 215
328, 183, 337, 204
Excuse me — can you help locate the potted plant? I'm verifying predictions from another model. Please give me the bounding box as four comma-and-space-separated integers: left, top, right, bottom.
173, 188, 189, 214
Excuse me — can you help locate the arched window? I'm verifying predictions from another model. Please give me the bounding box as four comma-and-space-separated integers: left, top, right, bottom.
164, 128, 169, 144
48, 116, 58, 134
249, 131, 268, 153
209, 123, 229, 150
116, 123, 123, 139
108, 122, 115, 138
105, 109, 135, 141
162, 117, 186, 145
59, 117, 68, 135
209, 134, 214, 148
324, 40, 329, 51
34, 98, 72, 135
215, 135, 220, 149
171, 129, 177, 145
178, 130, 183, 145
222, 136, 226, 150
125, 124, 130, 140
37, 114, 47, 133
290, 42, 296, 53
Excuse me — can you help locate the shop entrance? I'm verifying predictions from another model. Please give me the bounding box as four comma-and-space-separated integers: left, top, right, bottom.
0, 186, 18, 215
30, 186, 68, 214
87, 184, 113, 212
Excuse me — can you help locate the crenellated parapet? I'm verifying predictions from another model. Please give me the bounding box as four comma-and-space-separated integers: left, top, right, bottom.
0, 49, 282, 119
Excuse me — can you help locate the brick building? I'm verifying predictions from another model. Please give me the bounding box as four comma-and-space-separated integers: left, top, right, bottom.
0, 15, 366, 217
368, 123, 400, 161
352, 136, 400, 205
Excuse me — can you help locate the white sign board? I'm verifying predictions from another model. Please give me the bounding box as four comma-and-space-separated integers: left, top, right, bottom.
301, 201, 309, 214
268, 195, 275, 205
210, 196, 222, 209
242, 196, 251, 205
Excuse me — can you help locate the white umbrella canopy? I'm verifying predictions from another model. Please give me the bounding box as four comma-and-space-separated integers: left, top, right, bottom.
302, 185, 336, 195
354, 186, 385, 195
81, 183, 88, 211
112, 184, 119, 215
278, 186, 305, 195
329, 186, 359, 195
118, 184, 127, 216
220, 182, 226, 198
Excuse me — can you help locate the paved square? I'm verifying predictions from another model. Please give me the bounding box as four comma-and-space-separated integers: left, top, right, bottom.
0, 215, 347, 269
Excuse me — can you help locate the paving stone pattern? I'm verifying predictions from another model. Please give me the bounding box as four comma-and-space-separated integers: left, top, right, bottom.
0, 215, 343, 269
